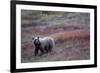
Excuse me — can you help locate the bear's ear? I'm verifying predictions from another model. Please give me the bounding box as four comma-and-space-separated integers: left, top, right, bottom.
32, 37, 34, 40
32, 35, 34, 40
37, 36, 39, 40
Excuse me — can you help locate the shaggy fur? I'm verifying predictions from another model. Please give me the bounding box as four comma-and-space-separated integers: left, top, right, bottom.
32, 36, 55, 56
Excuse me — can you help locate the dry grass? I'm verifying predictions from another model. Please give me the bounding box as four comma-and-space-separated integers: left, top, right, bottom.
21, 11, 90, 63
51, 31, 89, 41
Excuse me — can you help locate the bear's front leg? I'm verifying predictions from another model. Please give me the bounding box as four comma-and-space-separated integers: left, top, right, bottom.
34, 48, 39, 56
39, 47, 44, 56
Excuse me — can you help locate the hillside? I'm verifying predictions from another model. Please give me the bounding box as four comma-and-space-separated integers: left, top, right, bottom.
21, 10, 90, 63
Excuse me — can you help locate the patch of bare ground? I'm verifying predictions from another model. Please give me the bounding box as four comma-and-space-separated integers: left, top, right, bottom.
21, 30, 90, 63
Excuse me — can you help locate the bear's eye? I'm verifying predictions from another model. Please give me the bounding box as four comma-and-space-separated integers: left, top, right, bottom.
34, 39, 38, 43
